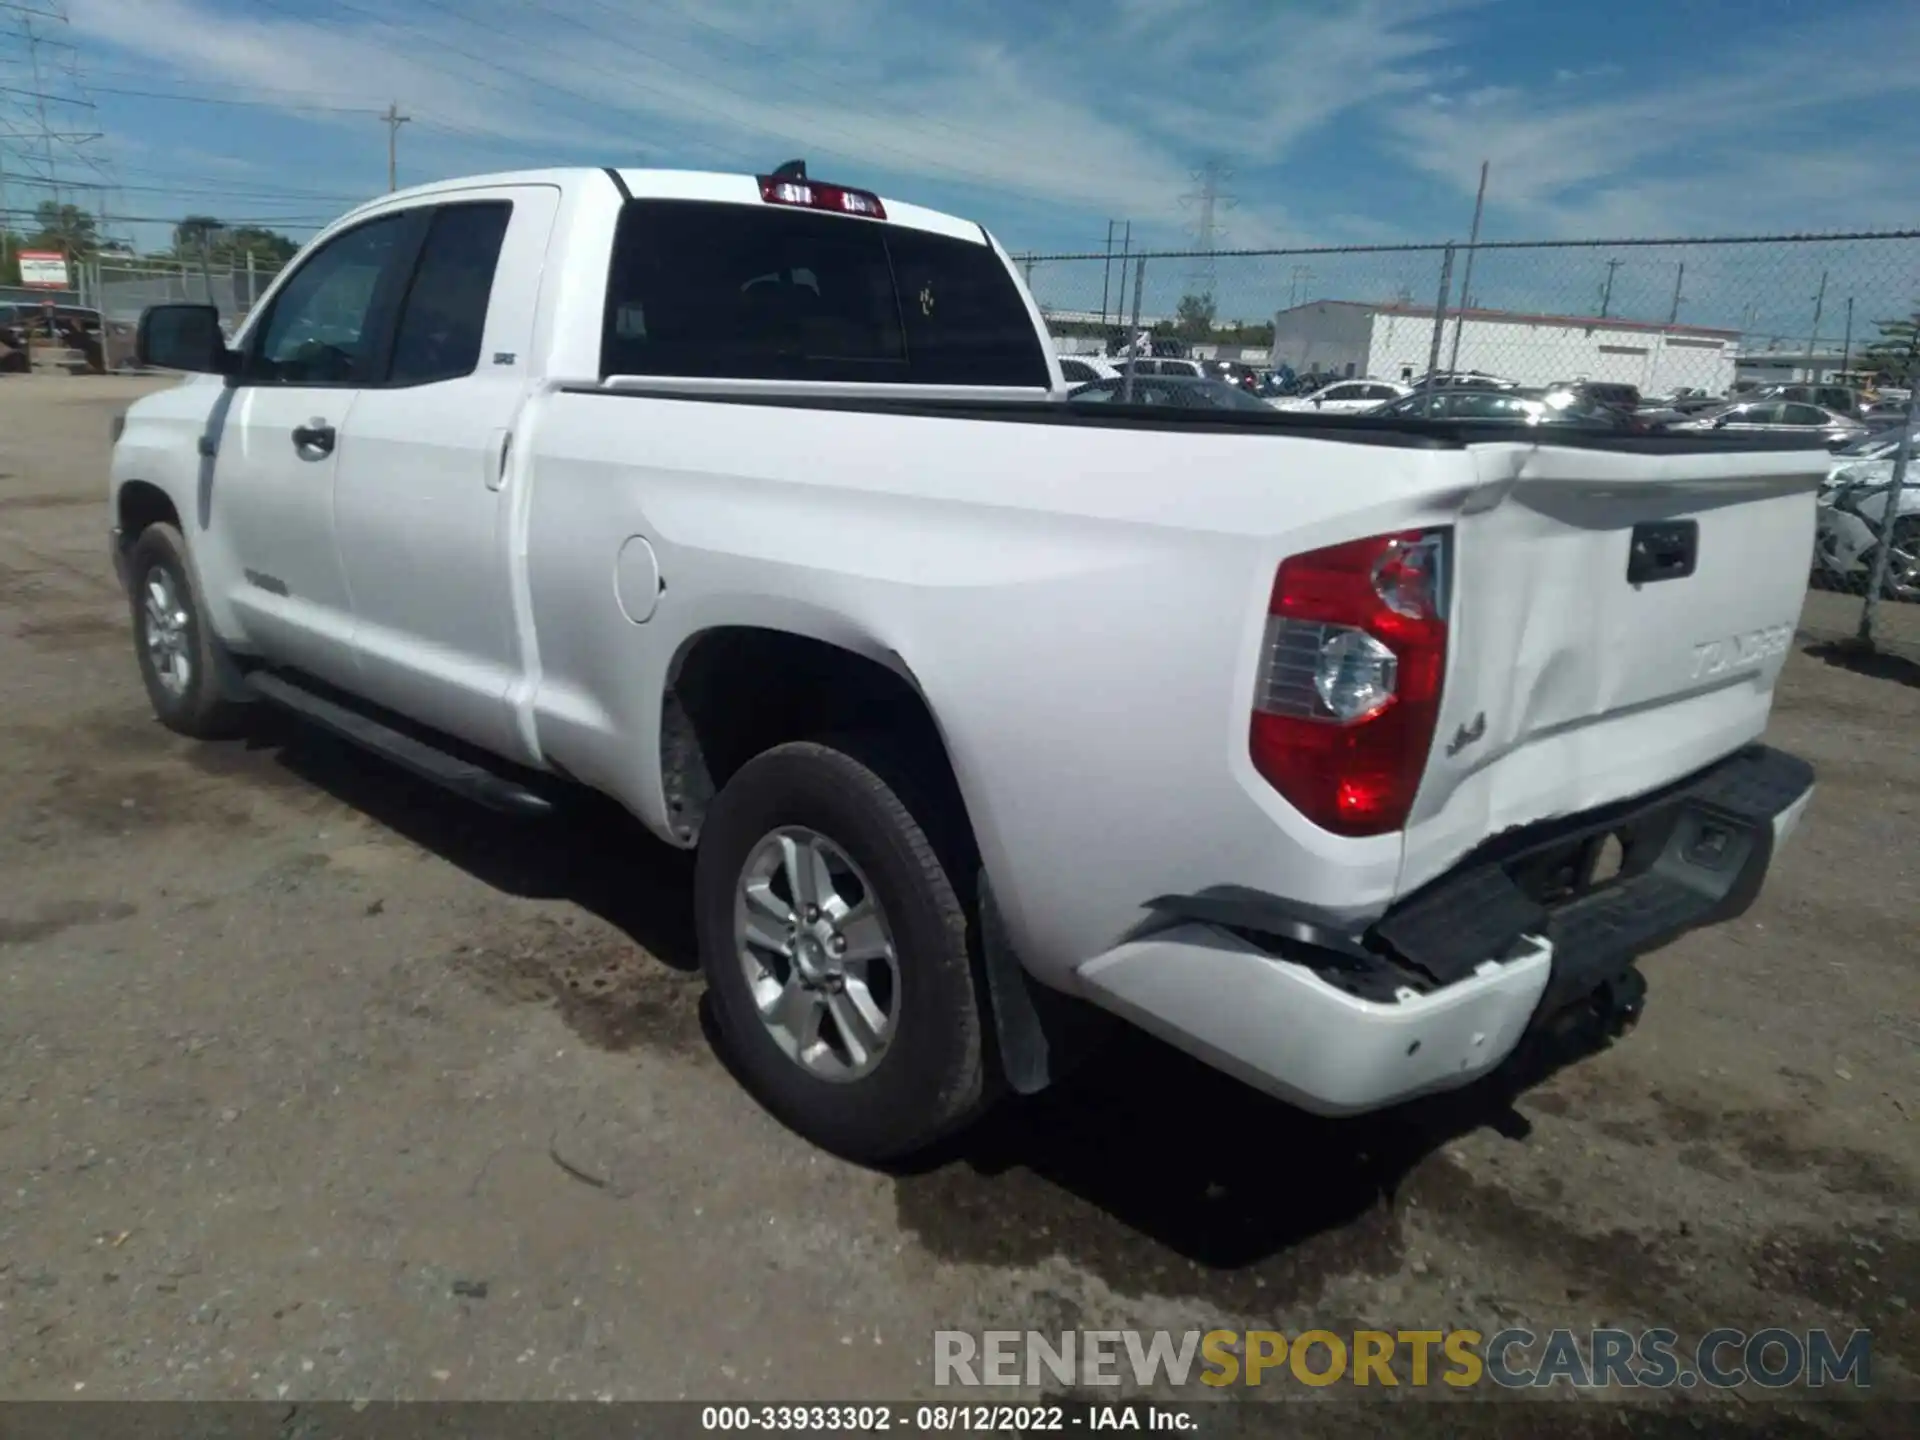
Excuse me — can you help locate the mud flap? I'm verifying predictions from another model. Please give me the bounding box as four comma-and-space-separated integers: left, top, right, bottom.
978, 870, 1111, 1095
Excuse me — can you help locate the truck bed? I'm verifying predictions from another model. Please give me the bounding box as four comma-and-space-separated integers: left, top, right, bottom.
568, 380, 1839, 454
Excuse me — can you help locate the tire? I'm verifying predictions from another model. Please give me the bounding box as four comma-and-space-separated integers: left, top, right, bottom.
1878, 517, 1920, 602
694, 738, 990, 1162
125, 522, 249, 739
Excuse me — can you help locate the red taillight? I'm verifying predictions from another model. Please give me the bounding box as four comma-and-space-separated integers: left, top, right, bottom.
757, 175, 886, 220
1249, 529, 1449, 837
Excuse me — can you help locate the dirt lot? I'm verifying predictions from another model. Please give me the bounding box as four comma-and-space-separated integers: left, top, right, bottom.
1, 374, 1915, 1434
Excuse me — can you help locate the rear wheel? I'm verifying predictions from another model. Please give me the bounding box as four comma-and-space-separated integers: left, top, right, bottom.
126, 523, 248, 738
694, 739, 990, 1162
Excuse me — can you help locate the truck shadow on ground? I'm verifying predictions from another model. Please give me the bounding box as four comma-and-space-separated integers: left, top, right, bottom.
216, 710, 1618, 1296
888, 1024, 1602, 1307
222, 710, 700, 972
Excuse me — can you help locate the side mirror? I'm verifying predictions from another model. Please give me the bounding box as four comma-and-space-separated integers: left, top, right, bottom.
137, 304, 236, 375
1711, 413, 1731, 428
1312, 396, 1323, 409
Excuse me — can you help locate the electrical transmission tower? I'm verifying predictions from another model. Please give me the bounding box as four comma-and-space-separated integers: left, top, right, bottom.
0, 0, 117, 261
1179, 160, 1235, 301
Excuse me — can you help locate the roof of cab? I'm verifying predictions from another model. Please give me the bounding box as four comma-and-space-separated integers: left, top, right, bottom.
343, 165, 986, 246
612, 168, 983, 243
325, 165, 993, 262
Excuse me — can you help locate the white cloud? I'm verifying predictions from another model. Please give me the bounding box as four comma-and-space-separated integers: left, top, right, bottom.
60, 0, 1478, 248
53, 0, 1920, 268
1383, 10, 1920, 236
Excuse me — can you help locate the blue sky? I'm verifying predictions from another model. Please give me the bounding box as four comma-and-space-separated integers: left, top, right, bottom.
30, 0, 1920, 337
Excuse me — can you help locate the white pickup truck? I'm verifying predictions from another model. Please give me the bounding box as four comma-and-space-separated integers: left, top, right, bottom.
112, 164, 1820, 1161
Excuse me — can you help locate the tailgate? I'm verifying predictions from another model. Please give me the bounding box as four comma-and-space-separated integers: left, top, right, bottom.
1398, 439, 1826, 897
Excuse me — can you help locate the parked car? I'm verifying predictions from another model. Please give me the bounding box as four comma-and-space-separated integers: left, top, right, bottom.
1755, 383, 1865, 419
1639, 392, 1726, 420
116, 161, 1820, 1162
1067, 374, 1275, 410
1549, 380, 1642, 413
1113, 356, 1206, 378
1636, 396, 1727, 428
1411, 369, 1520, 391
1367, 386, 1644, 430
1269, 378, 1411, 414
1815, 445, 1919, 600
0, 300, 119, 373
1205, 359, 1263, 393
1669, 399, 1867, 446
1055, 355, 1120, 386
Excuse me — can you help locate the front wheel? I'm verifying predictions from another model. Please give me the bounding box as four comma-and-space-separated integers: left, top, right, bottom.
125, 522, 248, 738
693, 739, 990, 1162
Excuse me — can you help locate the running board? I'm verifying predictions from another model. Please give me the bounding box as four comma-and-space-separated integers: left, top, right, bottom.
243, 671, 554, 817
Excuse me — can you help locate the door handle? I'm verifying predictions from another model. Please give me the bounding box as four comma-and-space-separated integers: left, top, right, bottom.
291, 419, 336, 457
485, 427, 511, 492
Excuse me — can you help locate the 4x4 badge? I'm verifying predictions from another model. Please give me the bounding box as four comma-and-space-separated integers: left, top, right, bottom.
1446, 711, 1486, 757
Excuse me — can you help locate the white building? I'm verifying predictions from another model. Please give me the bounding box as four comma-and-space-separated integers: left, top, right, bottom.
1270, 300, 1740, 394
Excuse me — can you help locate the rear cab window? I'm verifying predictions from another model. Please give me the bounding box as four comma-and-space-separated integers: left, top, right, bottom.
600, 200, 1049, 387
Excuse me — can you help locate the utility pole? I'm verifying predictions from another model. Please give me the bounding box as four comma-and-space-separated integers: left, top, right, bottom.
1804, 269, 1828, 380
198, 224, 218, 307
1598, 258, 1622, 319
1121, 256, 1146, 404
1841, 296, 1854, 377
1446, 160, 1490, 379
1423, 242, 1457, 401
1111, 221, 1131, 349
1099, 220, 1116, 330
383, 101, 410, 192
1666, 261, 1686, 325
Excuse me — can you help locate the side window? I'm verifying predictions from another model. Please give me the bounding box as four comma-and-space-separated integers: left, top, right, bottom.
1740, 403, 1780, 424
251, 213, 414, 385
388, 201, 512, 386
600, 200, 1048, 386
1783, 403, 1828, 426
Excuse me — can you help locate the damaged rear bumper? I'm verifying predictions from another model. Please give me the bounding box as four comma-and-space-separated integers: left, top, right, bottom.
1075, 745, 1814, 1116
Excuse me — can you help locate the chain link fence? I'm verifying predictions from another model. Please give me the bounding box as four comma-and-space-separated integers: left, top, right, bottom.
1, 258, 280, 322
93, 257, 280, 329
0, 257, 285, 370
1018, 230, 1920, 652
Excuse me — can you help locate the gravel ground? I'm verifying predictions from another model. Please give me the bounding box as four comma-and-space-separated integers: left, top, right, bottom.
1, 374, 1914, 1435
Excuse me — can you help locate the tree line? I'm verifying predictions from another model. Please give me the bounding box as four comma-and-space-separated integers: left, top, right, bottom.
1, 201, 300, 286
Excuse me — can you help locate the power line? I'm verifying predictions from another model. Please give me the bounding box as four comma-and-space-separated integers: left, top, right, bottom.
254, 0, 613, 149
410, 0, 1051, 192
17, 79, 385, 115
0, 170, 363, 204
570, 0, 1060, 171
0, 204, 331, 226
